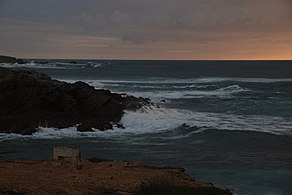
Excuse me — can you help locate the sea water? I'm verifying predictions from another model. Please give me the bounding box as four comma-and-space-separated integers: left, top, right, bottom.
0, 60, 292, 195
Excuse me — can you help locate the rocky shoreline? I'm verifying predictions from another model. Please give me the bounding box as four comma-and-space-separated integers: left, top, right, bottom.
0, 56, 234, 194
0, 66, 150, 135
0, 55, 27, 64
0, 159, 232, 195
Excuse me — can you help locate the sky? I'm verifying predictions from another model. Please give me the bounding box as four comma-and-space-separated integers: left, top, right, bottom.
0, 0, 291, 60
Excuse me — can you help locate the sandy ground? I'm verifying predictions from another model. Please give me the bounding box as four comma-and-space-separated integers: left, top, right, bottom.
0, 159, 232, 195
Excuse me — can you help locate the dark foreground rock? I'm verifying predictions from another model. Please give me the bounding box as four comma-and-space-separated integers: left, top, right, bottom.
0, 159, 233, 195
0, 55, 27, 64
0, 67, 150, 135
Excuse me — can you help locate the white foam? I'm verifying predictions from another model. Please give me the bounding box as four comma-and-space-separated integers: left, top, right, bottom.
93, 63, 103, 68
0, 133, 25, 141
31, 126, 117, 139
172, 84, 210, 89
119, 106, 292, 136
216, 85, 246, 92
72, 77, 292, 85
132, 84, 211, 89
61, 79, 247, 101
0, 60, 106, 70
192, 77, 292, 84
60, 77, 292, 103
60, 79, 105, 89
0, 62, 76, 69
0, 106, 291, 142
117, 106, 186, 133
122, 85, 247, 101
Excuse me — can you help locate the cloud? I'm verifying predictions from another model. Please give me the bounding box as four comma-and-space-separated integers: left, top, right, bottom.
0, 0, 291, 59
73, 0, 292, 44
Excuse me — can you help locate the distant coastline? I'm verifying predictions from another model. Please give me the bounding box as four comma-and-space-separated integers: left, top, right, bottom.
0, 55, 28, 64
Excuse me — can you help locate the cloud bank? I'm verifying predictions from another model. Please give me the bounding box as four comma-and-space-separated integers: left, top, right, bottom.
0, 0, 291, 59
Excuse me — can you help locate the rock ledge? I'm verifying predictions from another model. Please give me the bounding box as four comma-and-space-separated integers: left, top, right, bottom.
0, 159, 233, 195
0, 67, 150, 134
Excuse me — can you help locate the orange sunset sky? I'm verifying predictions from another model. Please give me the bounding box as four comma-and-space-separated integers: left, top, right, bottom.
0, 0, 291, 60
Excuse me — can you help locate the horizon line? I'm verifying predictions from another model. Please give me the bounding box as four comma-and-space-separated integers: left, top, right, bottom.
21, 57, 292, 61
1, 54, 291, 61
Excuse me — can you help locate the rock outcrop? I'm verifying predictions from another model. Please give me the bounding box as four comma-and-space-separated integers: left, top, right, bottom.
0, 67, 150, 135
0, 159, 233, 195
0, 55, 27, 64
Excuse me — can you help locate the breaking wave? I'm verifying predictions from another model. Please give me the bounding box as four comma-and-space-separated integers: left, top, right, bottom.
0, 106, 291, 142
124, 86, 246, 100
74, 77, 292, 85
62, 79, 248, 100
0, 61, 105, 70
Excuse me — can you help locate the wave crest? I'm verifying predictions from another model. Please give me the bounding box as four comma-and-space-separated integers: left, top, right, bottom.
0, 105, 291, 142
216, 85, 246, 93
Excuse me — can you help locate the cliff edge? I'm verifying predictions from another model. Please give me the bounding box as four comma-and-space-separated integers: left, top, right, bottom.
0, 159, 233, 195
0, 67, 150, 134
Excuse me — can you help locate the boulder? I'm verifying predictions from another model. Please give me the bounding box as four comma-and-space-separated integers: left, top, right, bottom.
0, 67, 150, 135
0, 55, 17, 64
0, 55, 27, 64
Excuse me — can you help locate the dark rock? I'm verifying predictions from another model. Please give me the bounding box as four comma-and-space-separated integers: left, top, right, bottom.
16, 59, 27, 64
0, 67, 150, 135
0, 191, 25, 195
0, 55, 28, 64
87, 157, 113, 163
0, 55, 17, 64
35, 61, 48, 64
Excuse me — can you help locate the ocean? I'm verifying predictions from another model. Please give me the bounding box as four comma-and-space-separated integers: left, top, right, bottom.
1, 60, 292, 195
